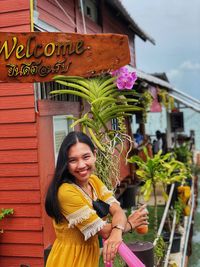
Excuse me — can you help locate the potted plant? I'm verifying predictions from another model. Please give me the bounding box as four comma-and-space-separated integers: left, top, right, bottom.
128, 149, 188, 265
128, 148, 187, 234
173, 142, 193, 165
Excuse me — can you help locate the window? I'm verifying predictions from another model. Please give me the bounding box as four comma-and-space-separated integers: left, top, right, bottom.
53, 115, 73, 161
34, 81, 80, 102
80, 0, 99, 23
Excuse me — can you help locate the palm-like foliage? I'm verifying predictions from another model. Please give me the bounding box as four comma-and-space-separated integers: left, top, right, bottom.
51, 75, 141, 150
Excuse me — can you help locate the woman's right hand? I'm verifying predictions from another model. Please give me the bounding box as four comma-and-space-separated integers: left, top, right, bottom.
103, 228, 122, 264
128, 204, 149, 230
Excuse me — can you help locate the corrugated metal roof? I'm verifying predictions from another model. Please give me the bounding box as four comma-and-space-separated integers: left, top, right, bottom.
129, 66, 200, 112
106, 0, 155, 45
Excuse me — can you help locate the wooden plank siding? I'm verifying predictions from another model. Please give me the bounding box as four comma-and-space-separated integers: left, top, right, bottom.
0, 257, 43, 267
0, 204, 41, 217
0, 0, 30, 13
0, 1, 43, 266
0, 137, 38, 150
0, 149, 38, 163
0, 124, 37, 138
0, 163, 39, 177
102, 4, 136, 67
38, 0, 76, 31
0, 84, 34, 97
0, 95, 35, 110
1, 231, 43, 244
0, 10, 30, 28
0, 244, 43, 257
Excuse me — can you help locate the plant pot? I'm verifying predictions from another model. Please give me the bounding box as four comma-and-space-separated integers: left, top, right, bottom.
162, 232, 182, 253
126, 241, 154, 267
121, 184, 138, 209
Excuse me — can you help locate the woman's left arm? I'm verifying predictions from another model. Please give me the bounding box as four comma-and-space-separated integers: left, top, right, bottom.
109, 202, 127, 233
100, 203, 127, 264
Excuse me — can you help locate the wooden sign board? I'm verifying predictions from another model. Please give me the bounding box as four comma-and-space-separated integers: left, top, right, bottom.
0, 32, 130, 83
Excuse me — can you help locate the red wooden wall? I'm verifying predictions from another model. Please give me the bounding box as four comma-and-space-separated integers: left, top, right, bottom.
0, 1, 43, 266
102, 3, 136, 67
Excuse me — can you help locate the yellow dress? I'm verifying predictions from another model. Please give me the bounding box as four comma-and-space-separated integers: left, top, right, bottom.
46, 174, 119, 267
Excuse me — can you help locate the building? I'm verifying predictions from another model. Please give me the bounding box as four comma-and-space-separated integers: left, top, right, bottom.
0, 1, 154, 266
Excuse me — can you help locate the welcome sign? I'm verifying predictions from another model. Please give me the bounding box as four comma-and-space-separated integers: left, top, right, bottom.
0, 32, 130, 83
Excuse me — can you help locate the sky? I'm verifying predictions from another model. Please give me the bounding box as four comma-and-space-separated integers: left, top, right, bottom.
122, 0, 200, 100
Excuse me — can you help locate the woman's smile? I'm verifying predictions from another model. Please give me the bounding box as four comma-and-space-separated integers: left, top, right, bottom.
67, 142, 96, 185
76, 168, 90, 177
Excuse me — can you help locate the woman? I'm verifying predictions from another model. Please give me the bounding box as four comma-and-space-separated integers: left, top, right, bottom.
45, 131, 148, 266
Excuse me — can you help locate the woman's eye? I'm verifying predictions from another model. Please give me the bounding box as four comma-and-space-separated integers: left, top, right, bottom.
84, 155, 90, 160
68, 159, 76, 163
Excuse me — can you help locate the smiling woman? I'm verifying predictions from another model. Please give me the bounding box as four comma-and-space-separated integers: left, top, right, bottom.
44, 131, 148, 267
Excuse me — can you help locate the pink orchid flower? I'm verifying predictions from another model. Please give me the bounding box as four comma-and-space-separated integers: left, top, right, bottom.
111, 66, 137, 90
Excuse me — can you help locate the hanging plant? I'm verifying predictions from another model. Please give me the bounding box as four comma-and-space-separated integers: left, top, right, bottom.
157, 89, 174, 111
141, 90, 153, 110
51, 67, 141, 189
138, 90, 153, 123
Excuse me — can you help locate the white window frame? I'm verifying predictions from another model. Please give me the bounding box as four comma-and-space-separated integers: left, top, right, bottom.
53, 115, 74, 163
81, 0, 99, 23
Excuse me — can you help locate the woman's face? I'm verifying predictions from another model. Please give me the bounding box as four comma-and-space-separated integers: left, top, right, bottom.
67, 142, 96, 184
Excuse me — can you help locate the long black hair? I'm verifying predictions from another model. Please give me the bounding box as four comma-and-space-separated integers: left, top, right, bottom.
45, 131, 95, 223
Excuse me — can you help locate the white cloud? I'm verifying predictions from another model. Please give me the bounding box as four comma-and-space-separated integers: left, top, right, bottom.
180, 60, 200, 70
167, 69, 181, 79
167, 60, 200, 80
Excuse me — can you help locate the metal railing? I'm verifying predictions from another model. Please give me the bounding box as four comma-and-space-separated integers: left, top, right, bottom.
180, 183, 195, 267
154, 181, 195, 267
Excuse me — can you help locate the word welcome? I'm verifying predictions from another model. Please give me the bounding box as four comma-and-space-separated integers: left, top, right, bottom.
0, 36, 85, 60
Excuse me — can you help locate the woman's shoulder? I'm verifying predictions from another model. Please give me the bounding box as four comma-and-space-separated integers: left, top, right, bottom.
58, 183, 77, 199
59, 182, 74, 190
89, 174, 103, 185
89, 174, 109, 195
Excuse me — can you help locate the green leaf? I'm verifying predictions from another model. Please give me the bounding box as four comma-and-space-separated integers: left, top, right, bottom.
50, 89, 90, 101
98, 76, 116, 91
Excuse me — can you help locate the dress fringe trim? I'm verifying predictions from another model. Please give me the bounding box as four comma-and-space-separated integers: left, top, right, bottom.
101, 185, 113, 196
81, 218, 107, 241
66, 206, 96, 228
